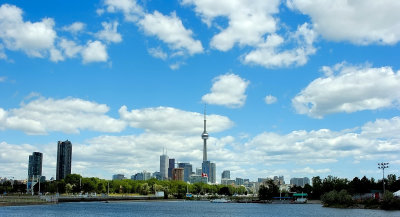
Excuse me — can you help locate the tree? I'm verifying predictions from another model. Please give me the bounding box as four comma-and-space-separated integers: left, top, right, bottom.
312, 176, 322, 199
65, 183, 73, 194
219, 186, 232, 196
258, 179, 279, 200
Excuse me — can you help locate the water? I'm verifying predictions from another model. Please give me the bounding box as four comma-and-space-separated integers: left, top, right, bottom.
1, 201, 399, 217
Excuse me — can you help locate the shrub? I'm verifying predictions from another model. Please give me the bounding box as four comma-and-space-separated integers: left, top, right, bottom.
321, 190, 353, 207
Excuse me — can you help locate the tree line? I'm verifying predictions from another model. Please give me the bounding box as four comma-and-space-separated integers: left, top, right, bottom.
1, 174, 247, 199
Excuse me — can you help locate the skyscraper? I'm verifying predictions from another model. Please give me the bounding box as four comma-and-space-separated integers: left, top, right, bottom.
178, 163, 193, 182
202, 160, 210, 181
160, 151, 169, 180
172, 168, 184, 181
210, 162, 216, 184
221, 170, 230, 179
56, 140, 72, 180
168, 158, 175, 180
28, 152, 43, 181
196, 167, 202, 175
221, 170, 230, 185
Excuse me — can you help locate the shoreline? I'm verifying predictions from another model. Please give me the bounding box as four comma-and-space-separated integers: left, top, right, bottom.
0, 196, 322, 207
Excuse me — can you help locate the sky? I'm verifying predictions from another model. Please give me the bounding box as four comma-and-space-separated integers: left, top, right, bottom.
0, 0, 400, 183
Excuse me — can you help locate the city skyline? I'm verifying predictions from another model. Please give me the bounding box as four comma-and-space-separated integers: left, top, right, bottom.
1, 0, 400, 182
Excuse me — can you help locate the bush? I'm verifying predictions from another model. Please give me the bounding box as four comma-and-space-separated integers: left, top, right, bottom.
321, 190, 353, 207
381, 191, 400, 210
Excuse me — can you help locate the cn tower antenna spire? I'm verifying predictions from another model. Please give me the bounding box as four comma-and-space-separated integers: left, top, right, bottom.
202, 104, 209, 161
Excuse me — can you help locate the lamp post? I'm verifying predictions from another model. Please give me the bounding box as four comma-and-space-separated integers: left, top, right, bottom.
378, 162, 389, 194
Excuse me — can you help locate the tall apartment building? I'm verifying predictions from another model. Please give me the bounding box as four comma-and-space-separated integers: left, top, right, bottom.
28, 152, 43, 181
56, 140, 72, 180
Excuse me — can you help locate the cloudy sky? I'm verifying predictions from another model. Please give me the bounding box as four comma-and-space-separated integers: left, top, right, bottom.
1, 0, 399, 182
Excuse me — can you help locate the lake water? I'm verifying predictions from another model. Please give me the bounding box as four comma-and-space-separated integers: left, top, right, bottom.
1, 201, 399, 217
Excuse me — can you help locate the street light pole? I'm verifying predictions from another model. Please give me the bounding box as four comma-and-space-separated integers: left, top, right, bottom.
378, 162, 389, 194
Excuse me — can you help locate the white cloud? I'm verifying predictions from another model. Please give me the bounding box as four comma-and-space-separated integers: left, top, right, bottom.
0, 76, 6, 82
49, 48, 64, 62
287, 0, 400, 45
243, 23, 317, 68
169, 62, 184, 70
59, 39, 82, 58
182, 0, 280, 51
138, 11, 203, 55
0, 141, 36, 178
3, 115, 400, 180
264, 95, 277, 104
292, 63, 400, 118
119, 105, 234, 135
202, 73, 249, 108
245, 117, 400, 167
62, 22, 86, 34
147, 47, 167, 60
0, 4, 110, 64
0, 4, 57, 58
96, 21, 122, 43
0, 96, 126, 135
81, 40, 108, 63
182, 0, 317, 68
0, 44, 6, 59
361, 116, 400, 139
104, 0, 144, 22
292, 167, 331, 175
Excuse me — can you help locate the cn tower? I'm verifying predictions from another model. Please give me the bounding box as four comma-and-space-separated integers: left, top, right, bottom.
201, 106, 209, 161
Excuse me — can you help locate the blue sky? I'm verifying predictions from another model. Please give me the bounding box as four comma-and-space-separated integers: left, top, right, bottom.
1, 0, 399, 182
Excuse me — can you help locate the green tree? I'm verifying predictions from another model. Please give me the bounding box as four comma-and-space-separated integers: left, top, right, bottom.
312, 176, 322, 199
258, 179, 279, 200
65, 183, 73, 194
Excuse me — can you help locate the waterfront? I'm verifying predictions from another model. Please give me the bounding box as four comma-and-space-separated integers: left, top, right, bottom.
1, 201, 400, 217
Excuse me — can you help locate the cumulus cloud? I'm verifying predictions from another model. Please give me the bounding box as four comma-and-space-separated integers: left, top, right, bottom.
182, 0, 317, 68
104, 0, 144, 22
0, 96, 126, 135
3, 115, 400, 180
182, 0, 280, 51
243, 23, 317, 68
245, 116, 400, 167
147, 47, 168, 60
0, 141, 36, 178
0, 4, 57, 58
62, 22, 86, 34
0, 4, 111, 64
287, 0, 400, 45
95, 21, 122, 43
0, 44, 6, 59
119, 105, 234, 135
292, 167, 331, 175
59, 39, 83, 58
292, 63, 400, 118
138, 11, 203, 55
264, 95, 277, 104
202, 73, 249, 108
361, 116, 400, 139
81, 40, 108, 63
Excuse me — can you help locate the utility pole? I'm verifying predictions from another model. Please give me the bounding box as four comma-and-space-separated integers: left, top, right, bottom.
38, 175, 41, 195
378, 162, 389, 194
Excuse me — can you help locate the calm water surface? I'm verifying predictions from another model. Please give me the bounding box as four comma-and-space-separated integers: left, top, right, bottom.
1, 201, 399, 217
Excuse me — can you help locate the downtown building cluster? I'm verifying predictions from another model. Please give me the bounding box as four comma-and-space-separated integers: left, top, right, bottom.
113, 109, 217, 184
8, 108, 312, 192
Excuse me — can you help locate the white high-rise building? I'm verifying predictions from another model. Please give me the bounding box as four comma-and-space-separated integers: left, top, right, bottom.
160, 151, 169, 180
